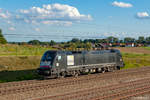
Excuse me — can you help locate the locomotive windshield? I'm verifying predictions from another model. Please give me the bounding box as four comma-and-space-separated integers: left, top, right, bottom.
41, 51, 56, 62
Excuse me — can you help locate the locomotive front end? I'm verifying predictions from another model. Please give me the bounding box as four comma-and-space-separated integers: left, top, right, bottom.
37, 51, 56, 76
37, 61, 51, 76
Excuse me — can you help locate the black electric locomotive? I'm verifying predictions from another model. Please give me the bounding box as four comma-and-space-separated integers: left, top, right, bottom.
37, 49, 124, 77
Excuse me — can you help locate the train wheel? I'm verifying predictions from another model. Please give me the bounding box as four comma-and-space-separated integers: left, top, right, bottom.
105, 67, 109, 72
60, 72, 66, 78
73, 71, 79, 77
117, 66, 121, 70
96, 68, 101, 73
108, 66, 114, 72
113, 66, 117, 70
101, 68, 105, 73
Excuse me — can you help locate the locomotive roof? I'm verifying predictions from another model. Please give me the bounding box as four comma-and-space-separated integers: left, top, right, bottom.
45, 49, 121, 55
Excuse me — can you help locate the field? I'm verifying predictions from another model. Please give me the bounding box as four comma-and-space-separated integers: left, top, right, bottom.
1, 44, 150, 82
0, 44, 49, 82
0, 56, 42, 83
116, 47, 150, 69
0, 44, 54, 56
116, 47, 150, 54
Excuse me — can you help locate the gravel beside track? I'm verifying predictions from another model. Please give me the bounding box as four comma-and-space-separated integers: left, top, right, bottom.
0, 66, 149, 89
33, 78, 150, 100
1, 67, 150, 100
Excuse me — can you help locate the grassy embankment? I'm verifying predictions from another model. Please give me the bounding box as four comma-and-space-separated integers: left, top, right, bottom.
0, 45, 150, 83
0, 44, 54, 56
122, 53, 150, 69
117, 47, 150, 69
0, 44, 54, 82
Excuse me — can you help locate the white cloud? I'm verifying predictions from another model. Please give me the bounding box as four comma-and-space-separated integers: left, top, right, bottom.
137, 12, 149, 18
0, 13, 8, 19
24, 19, 30, 23
9, 27, 15, 31
7, 21, 11, 24
0, 9, 11, 19
35, 28, 40, 32
112, 1, 133, 8
17, 4, 92, 25
0, 4, 92, 26
42, 20, 72, 26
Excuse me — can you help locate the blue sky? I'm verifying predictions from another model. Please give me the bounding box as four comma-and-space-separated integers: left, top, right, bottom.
0, 0, 150, 42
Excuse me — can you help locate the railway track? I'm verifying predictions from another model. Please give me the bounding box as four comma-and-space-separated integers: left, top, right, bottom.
93, 81, 150, 100
0, 67, 150, 97
0, 66, 149, 89
33, 77, 150, 100
0, 66, 148, 89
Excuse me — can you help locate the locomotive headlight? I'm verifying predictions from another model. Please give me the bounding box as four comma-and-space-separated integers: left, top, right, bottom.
120, 58, 123, 61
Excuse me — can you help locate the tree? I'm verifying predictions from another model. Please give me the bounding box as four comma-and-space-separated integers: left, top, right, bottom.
124, 37, 135, 43
137, 36, 145, 44
146, 37, 150, 44
49, 40, 56, 46
107, 36, 119, 43
0, 29, 7, 44
83, 39, 95, 44
119, 40, 124, 43
71, 38, 80, 43
28, 40, 41, 45
85, 42, 92, 50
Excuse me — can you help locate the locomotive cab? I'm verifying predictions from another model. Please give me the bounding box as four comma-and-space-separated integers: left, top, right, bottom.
114, 49, 125, 69
37, 51, 57, 76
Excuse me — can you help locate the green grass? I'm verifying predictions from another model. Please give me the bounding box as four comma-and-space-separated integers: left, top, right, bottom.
0, 44, 54, 56
143, 47, 150, 50
0, 44, 53, 82
1, 45, 150, 83
122, 53, 150, 69
0, 69, 40, 83
0, 56, 41, 71
0, 53, 150, 83
0, 56, 42, 83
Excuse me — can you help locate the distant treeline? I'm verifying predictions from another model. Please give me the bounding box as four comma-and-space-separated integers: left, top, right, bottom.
5, 36, 150, 51
1, 29, 150, 48
9, 36, 150, 45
